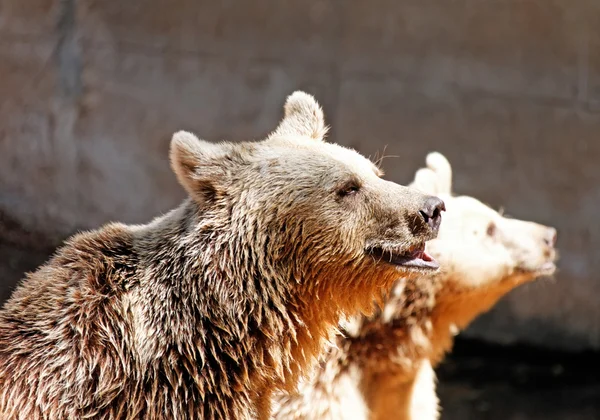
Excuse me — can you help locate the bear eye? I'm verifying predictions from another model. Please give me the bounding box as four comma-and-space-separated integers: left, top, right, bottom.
337, 181, 361, 197
486, 222, 497, 237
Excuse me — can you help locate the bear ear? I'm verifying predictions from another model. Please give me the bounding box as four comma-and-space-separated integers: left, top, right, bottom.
425, 152, 452, 195
410, 167, 439, 195
268, 91, 329, 141
170, 131, 232, 204
409, 152, 453, 195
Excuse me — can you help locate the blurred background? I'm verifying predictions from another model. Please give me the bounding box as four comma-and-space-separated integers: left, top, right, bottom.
1, 0, 599, 418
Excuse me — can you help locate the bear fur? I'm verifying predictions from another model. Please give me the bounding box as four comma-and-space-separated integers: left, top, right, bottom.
0, 92, 443, 420
272, 152, 558, 420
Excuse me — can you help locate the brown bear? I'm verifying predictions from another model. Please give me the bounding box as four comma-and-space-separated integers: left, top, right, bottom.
272, 152, 558, 420
0, 92, 445, 420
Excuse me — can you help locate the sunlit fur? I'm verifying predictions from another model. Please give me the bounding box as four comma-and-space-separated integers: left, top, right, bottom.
272, 152, 558, 420
0, 92, 440, 419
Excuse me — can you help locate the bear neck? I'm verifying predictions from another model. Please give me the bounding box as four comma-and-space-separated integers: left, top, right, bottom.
285, 275, 441, 419
342, 275, 439, 378
429, 270, 539, 367
131, 198, 350, 400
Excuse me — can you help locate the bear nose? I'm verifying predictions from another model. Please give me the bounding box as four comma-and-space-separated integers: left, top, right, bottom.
544, 227, 557, 247
419, 196, 445, 232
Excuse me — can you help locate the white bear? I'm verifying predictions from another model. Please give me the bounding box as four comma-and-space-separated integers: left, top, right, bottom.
272, 152, 557, 420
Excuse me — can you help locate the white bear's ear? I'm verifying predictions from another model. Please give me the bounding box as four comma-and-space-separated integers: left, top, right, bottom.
409, 152, 453, 195
425, 152, 452, 195
268, 91, 329, 141
170, 131, 234, 204
410, 168, 439, 195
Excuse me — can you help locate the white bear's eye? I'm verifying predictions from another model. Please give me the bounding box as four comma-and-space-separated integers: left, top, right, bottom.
486, 222, 497, 237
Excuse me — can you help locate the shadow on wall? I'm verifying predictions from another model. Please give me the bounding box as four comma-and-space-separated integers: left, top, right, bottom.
0, 211, 59, 303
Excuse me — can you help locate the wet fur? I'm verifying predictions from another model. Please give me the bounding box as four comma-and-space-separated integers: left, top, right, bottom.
0, 92, 439, 419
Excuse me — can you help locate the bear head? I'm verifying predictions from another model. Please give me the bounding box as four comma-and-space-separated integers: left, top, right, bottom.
411, 152, 557, 331
169, 91, 446, 319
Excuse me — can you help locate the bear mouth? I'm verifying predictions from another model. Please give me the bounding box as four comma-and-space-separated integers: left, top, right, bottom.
536, 261, 557, 276
517, 261, 557, 277
368, 242, 439, 270
516, 249, 558, 277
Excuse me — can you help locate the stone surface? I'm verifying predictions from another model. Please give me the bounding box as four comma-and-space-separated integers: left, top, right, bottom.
339, 0, 583, 102
1, 0, 600, 357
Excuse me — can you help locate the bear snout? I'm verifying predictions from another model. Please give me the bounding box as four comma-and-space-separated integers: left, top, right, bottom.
419, 196, 445, 233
